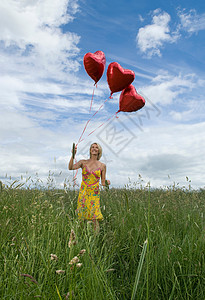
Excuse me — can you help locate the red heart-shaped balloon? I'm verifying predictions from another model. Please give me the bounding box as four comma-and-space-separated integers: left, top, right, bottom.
83, 51, 106, 84
107, 62, 135, 95
118, 84, 145, 113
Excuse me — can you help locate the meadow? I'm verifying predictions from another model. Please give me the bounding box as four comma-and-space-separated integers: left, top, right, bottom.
0, 179, 205, 299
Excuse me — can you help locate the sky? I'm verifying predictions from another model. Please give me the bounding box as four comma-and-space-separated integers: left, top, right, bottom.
1, 0, 205, 190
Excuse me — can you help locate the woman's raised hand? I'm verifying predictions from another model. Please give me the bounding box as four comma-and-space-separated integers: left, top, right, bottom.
71, 144, 77, 158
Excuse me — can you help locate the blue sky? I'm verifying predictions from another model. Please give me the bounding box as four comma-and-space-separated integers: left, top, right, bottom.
1, 0, 205, 189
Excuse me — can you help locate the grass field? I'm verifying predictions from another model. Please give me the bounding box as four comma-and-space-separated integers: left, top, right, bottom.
0, 180, 205, 299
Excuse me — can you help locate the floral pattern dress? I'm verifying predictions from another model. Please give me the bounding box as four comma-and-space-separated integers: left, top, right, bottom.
76, 165, 103, 220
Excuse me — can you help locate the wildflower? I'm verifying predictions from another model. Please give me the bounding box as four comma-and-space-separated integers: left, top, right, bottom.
68, 229, 77, 248
56, 270, 65, 274
69, 256, 79, 265
76, 263, 82, 268
50, 254, 58, 261
78, 249, 86, 256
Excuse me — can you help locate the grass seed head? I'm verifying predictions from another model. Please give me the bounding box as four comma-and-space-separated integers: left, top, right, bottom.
56, 270, 65, 274
76, 263, 82, 268
78, 249, 86, 256
68, 229, 77, 248
69, 256, 79, 265
50, 254, 58, 261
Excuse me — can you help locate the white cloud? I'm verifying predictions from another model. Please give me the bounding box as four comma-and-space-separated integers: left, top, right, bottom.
137, 8, 205, 58
0, 0, 85, 186
140, 71, 197, 106
136, 9, 179, 57
138, 15, 144, 22
0, 0, 80, 80
1, 91, 205, 190
179, 9, 205, 34
0, 0, 109, 112
115, 121, 205, 189
78, 119, 205, 190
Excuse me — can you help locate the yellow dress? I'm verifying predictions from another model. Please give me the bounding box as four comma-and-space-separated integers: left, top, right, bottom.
77, 165, 103, 220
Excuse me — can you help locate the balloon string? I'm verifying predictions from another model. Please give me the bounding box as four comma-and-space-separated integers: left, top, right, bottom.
89, 84, 97, 113
78, 111, 119, 144
77, 97, 109, 146
74, 94, 115, 180
74, 110, 120, 181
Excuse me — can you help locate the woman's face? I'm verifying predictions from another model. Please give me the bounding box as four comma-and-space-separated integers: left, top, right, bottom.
90, 143, 99, 156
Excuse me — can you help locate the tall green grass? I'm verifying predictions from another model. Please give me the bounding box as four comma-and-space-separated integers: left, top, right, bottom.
0, 182, 205, 299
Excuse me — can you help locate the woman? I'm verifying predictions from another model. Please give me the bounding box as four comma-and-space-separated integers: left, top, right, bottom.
69, 142, 110, 231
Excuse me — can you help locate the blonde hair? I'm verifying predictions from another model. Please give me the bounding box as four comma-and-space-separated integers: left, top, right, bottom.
89, 143, 102, 160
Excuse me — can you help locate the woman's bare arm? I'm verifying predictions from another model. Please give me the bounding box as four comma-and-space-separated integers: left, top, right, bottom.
68, 158, 83, 170
101, 164, 111, 186
101, 164, 106, 186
